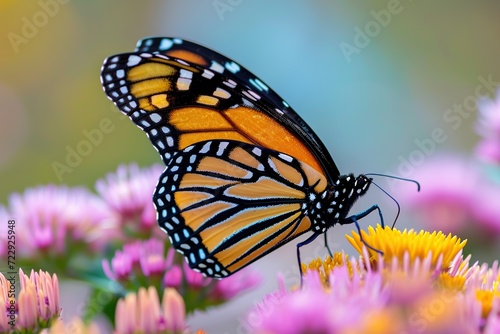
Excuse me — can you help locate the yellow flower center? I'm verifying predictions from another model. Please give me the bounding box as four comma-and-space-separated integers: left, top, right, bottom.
301, 253, 351, 285
346, 225, 467, 270
437, 272, 466, 291
475, 289, 500, 318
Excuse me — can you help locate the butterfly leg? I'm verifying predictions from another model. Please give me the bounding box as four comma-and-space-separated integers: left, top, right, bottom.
325, 205, 383, 259
324, 232, 333, 257
350, 204, 385, 228
343, 205, 385, 255
297, 232, 321, 286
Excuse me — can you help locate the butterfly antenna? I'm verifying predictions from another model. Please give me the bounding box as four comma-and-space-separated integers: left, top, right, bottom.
365, 173, 421, 191
365, 173, 420, 228
369, 181, 401, 228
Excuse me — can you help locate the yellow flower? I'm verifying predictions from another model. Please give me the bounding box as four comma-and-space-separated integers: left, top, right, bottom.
271, 223, 500, 333
346, 225, 466, 270
475, 289, 500, 318
437, 272, 466, 291
301, 252, 351, 285
471, 265, 500, 318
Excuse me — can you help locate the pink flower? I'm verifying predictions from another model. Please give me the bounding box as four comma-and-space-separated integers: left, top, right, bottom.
210, 269, 261, 300
114, 287, 187, 334
103, 239, 168, 281
19, 269, 60, 323
182, 262, 209, 289
398, 155, 479, 234
396, 155, 500, 236
95, 163, 164, 239
1, 269, 61, 332
470, 185, 500, 235
103, 238, 261, 313
484, 304, 500, 334
0, 275, 13, 333
162, 288, 186, 333
163, 248, 182, 288
102, 250, 134, 281
4, 185, 114, 258
122, 240, 142, 266
17, 282, 38, 330
476, 139, 500, 164
249, 239, 500, 334
140, 239, 167, 277
247, 268, 388, 334
163, 265, 182, 288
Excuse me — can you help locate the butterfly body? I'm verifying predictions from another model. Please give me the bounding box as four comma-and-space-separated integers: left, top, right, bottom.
101, 37, 377, 278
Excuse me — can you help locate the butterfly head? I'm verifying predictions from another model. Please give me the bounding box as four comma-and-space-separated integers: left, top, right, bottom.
353, 174, 372, 195
335, 174, 372, 196
321, 174, 372, 223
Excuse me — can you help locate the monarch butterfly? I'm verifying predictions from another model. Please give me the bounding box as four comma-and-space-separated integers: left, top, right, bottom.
100, 37, 384, 278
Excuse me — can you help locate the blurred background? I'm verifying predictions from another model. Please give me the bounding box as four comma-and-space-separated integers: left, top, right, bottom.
1, 1, 500, 332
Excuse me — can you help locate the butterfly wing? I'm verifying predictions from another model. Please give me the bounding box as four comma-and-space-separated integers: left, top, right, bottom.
100, 38, 339, 277
155, 140, 328, 277
101, 37, 340, 181
134, 37, 339, 178
134, 37, 303, 130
